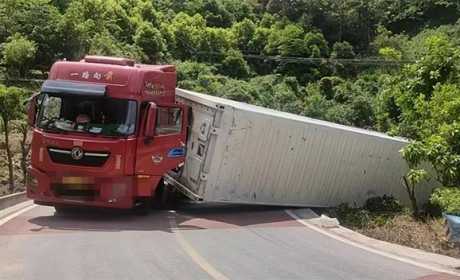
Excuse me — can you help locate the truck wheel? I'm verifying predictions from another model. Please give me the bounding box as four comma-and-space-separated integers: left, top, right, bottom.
134, 198, 151, 216
161, 185, 176, 209
152, 180, 176, 210
54, 206, 73, 215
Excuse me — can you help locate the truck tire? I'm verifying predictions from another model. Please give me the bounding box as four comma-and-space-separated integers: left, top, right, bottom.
134, 198, 151, 216
161, 185, 176, 209
54, 205, 74, 215
152, 180, 177, 210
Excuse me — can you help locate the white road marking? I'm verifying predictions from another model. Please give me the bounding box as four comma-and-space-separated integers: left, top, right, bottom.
0, 204, 37, 227
285, 209, 460, 277
168, 212, 229, 280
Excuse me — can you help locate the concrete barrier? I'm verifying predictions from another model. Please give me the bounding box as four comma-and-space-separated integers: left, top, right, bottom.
0, 192, 28, 211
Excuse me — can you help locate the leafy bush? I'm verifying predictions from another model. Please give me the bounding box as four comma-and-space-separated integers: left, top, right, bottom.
220, 49, 250, 79
364, 195, 403, 213
332, 196, 406, 229
430, 187, 460, 215
2, 33, 37, 77
334, 203, 371, 228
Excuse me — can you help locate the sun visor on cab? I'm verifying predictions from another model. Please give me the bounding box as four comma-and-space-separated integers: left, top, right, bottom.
41, 80, 106, 97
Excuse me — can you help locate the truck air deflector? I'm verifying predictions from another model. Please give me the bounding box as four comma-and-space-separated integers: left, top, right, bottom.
41, 80, 106, 97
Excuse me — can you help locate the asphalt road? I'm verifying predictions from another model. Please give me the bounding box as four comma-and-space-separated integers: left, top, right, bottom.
0, 203, 457, 280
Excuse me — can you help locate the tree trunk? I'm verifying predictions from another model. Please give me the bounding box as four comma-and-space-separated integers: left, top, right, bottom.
3, 119, 15, 192
19, 124, 30, 185
403, 176, 419, 216
410, 195, 419, 216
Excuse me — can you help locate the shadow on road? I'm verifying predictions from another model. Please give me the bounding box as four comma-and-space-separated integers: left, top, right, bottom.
25, 203, 300, 234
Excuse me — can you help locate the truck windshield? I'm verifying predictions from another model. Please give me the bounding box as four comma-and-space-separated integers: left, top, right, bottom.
37, 93, 137, 137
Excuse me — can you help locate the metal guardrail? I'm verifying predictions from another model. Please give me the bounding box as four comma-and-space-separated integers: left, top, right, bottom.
0, 192, 28, 211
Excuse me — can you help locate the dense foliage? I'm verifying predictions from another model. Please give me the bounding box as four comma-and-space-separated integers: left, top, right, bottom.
431, 187, 460, 215
0, 0, 460, 211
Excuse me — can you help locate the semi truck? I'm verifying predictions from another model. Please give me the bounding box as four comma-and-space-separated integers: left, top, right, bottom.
26, 56, 431, 212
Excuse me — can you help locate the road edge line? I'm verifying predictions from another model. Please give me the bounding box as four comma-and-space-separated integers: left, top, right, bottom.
285, 209, 460, 277
168, 211, 230, 280
0, 204, 37, 227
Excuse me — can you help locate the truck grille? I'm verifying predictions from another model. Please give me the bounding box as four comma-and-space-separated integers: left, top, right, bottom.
48, 147, 110, 167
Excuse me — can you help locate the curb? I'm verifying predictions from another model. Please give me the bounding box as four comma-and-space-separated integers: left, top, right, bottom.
287, 208, 460, 277
0, 192, 29, 211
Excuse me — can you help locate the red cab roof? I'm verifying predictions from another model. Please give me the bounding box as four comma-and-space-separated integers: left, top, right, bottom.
47, 56, 176, 104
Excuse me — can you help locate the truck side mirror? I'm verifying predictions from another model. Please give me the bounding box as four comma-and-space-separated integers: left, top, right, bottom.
144, 102, 157, 138
26, 93, 40, 127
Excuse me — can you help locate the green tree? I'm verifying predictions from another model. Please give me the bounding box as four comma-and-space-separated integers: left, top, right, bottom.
379, 47, 402, 61
372, 26, 409, 58
200, 27, 234, 62
382, 33, 460, 139
401, 143, 430, 215
220, 0, 255, 22
134, 22, 166, 63
231, 19, 256, 52
202, 0, 233, 28
318, 76, 345, 100
177, 61, 217, 81
431, 187, 460, 215
245, 74, 304, 113
14, 120, 30, 185
89, 32, 142, 60
304, 32, 329, 58
376, 0, 460, 35
2, 34, 37, 78
220, 79, 255, 103
251, 26, 271, 54
265, 0, 307, 21
0, 85, 24, 191
169, 12, 206, 60
132, 0, 160, 27
331, 41, 355, 59
265, 24, 306, 56
221, 49, 250, 79
0, 0, 62, 69
304, 88, 333, 120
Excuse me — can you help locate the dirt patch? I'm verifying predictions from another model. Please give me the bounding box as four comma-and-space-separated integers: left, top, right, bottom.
356, 213, 459, 259
327, 197, 460, 259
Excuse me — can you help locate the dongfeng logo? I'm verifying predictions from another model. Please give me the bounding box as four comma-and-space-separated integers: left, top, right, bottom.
71, 147, 84, 160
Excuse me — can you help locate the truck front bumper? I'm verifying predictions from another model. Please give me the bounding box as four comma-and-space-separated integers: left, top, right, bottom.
26, 167, 136, 209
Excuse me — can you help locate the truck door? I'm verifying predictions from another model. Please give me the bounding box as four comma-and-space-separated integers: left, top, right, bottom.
135, 103, 187, 177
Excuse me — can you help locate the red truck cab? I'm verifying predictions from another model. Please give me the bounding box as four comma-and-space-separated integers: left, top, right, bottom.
27, 56, 187, 210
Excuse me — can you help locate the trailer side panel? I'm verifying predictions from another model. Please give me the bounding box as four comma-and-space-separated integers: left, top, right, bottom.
176, 88, 433, 207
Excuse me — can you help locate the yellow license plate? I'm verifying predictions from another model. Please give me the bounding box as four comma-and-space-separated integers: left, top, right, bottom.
62, 177, 95, 185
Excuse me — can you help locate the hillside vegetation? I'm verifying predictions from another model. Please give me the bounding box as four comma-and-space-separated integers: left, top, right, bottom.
0, 0, 460, 216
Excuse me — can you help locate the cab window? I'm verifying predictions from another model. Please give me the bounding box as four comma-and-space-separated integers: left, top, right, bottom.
155, 107, 182, 135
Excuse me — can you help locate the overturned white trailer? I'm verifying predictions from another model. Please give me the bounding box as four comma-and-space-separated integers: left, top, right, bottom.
166, 88, 431, 207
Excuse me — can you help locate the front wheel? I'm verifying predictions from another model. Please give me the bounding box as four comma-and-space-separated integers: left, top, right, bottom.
54, 205, 74, 215
134, 198, 151, 215
152, 180, 177, 210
